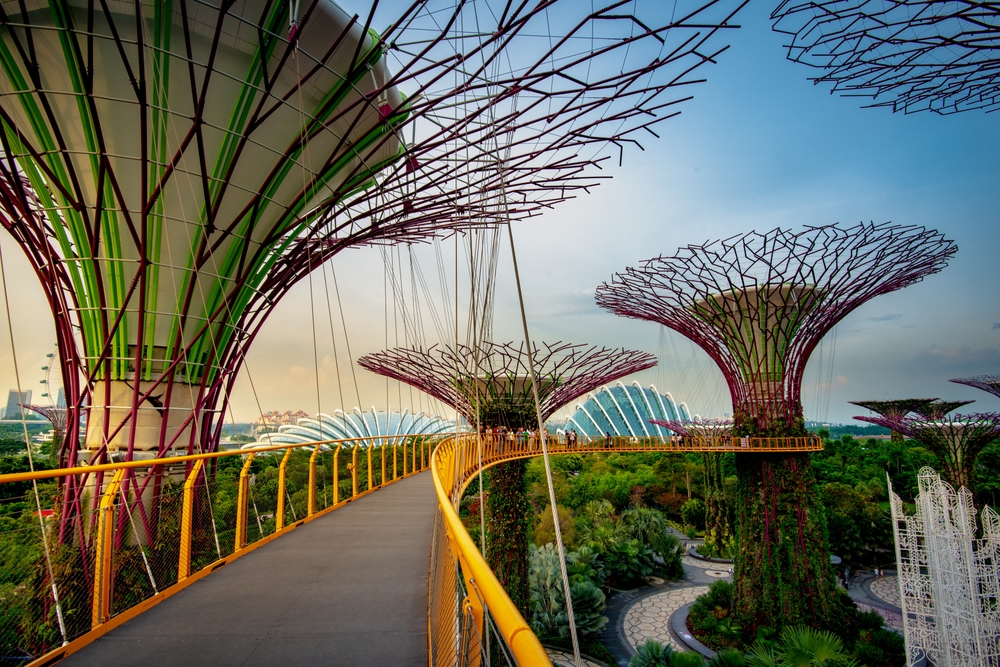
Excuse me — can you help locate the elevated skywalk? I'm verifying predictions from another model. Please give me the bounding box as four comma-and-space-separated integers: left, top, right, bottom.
60, 473, 436, 667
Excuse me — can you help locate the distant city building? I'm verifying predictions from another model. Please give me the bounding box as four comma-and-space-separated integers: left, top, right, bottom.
251, 408, 462, 446
56, 388, 65, 408
560, 382, 692, 437
3, 390, 31, 419
253, 409, 311, 435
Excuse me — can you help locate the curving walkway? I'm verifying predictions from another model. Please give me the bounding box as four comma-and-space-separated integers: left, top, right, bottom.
61, 473, 437, 667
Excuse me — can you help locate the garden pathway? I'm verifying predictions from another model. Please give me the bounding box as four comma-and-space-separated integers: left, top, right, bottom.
621, 586, 709, 651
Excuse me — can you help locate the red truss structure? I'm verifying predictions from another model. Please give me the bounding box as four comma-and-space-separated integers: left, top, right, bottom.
595, 222, 956, 434
856, 412, 1000, 495
0, 0, 745, 543
771, 0, 1000, 114
358, 341, 656, 427
952, 374, 1000, 400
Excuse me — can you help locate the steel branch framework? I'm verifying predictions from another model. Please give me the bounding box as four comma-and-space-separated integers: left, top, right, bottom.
771, 0, 1000, 114
952, 374, 1000, 400
595, 222, 956, 432
857, 411, 1000, 493
358, 341, 656, 427
0, 0, 746, 544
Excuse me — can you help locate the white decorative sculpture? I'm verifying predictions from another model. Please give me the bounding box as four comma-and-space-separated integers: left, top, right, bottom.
889, 467, 1000, 667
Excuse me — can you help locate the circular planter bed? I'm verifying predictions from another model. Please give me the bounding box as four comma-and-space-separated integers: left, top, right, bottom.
687, 545, 733, 564
670, 602, 716, 658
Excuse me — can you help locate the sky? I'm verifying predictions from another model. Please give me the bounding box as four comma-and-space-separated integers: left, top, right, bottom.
1, 0, 998, 426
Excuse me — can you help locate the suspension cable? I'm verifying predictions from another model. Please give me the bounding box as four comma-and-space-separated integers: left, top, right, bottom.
505, 222, 581, 667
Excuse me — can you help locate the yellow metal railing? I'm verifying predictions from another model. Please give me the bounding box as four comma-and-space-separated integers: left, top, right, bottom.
0, 434, 442, 667
428, 432, 823, 666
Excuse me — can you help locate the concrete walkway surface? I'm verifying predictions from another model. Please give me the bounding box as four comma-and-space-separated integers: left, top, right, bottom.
61, 473, 437, 667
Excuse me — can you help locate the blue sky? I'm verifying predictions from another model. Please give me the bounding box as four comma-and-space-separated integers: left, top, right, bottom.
2, 0, 998, 425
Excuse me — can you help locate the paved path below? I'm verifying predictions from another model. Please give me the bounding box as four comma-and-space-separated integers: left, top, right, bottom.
62, 473, 436, 667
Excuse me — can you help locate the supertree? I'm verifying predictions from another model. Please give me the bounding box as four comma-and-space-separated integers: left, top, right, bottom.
849, 399, 938, 442
771, 0, 1000, 114
651, 418, 735, 558
359, 341, 656, 613
856, 410, 1000, 502
952, 374, 1000, 400
0, 0, 747, 547
596, 222, 956, 631
22, 404, 68, 467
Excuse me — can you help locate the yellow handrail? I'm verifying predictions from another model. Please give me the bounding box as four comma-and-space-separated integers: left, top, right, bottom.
430, 437, 550, 665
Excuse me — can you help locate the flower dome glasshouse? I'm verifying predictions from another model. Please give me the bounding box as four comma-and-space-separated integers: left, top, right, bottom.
252, 409, 462, 446
559, 382, 692, 437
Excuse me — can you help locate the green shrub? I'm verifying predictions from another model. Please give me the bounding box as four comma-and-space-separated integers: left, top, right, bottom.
688, 580, 735, 638
681, 499, 706, 530
603, 538, 654, 586
567, 545, 605, 587
569, 579, 608, 635
628, 640, 705, 667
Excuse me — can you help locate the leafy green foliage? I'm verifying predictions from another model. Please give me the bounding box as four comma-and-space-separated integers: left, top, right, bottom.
528, 543, 608, 638
603, 538, 654, 586
628, 639, 705, 667
681, 499, 706, 529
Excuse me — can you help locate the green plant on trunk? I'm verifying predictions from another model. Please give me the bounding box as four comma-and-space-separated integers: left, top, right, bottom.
702, 451, 734, 558
487, 459, 531, 616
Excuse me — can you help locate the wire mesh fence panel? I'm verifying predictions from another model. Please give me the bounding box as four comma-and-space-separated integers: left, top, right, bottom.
189, 479, 223, 573
429, 509, 461, 667
0, 476, 98, 660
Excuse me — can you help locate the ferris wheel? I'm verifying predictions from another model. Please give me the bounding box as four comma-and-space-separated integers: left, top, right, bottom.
37, 344, 62, 408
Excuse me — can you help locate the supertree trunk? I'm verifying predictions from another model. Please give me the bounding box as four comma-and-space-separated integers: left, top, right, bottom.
486, 459, 531, 616
702, 451, 734, 558
730, 403, 836, 630
732, 450, 833, 630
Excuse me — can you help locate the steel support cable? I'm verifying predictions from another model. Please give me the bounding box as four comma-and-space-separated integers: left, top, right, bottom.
505, 222, 581, 666
0, 240, 69, 645
117, 481, 159, 595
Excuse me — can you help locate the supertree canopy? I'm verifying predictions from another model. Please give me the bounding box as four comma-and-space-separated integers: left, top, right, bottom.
359, 340, 655, 615
857, 411, 1000, 500
771, 0, 1000, 114
952, 374, 1000, 400
849, 398, 938, 442
596, 222, 956, 631
358, 342, 657, 430
0, 0, 746, 542
651, 418, 735, 558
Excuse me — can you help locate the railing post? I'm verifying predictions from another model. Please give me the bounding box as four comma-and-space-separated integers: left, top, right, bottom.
381, 443, 386, 486
394, 442, 398, 479
178, 459, 205, 582
276, 448, 292, 530
421, 439, 426, 470
351, 444, 359, 496
332, 444, 341, 505
367, 444, 373, 490
403, 440, 408, 476
412, 439, 416, 473
92, 467, 126, 628
308, 446, 320, 515
235, 452, 256, 551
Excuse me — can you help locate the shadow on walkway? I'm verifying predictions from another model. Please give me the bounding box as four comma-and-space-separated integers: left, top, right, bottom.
62, 473, 436, 667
